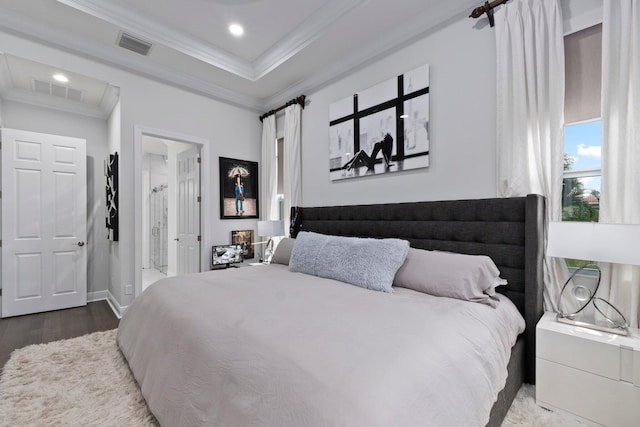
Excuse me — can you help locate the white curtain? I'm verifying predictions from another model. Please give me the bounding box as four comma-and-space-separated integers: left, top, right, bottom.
495, 0, 566, 311
261, 115, 278, 221
283, 104, 302, 236
599, 0, 640, 328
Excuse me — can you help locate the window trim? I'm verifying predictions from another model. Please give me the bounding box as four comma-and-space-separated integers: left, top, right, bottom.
563, 168, 601, 179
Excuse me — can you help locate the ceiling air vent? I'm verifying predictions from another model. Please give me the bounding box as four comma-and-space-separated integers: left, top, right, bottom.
117, 32, 153, 56
31, 79, 84, 102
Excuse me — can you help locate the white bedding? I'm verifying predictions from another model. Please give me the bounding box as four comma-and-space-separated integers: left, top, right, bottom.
117, 264, 525, 427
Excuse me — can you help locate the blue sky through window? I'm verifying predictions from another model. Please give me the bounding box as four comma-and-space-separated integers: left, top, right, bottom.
564, 120, 601, 170
564, 119, 601, 192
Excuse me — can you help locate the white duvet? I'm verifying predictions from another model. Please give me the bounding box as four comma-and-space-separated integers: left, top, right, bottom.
117, 264, 525, 427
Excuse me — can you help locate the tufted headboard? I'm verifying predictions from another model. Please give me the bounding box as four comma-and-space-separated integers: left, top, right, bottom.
290, 194, 545, 383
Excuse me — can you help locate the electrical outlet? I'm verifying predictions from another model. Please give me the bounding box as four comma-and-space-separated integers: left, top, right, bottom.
125, 284, 133, 295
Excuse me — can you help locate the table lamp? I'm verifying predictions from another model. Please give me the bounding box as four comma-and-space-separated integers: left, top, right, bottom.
547, 221, 640, 335
257, 220, 285, 263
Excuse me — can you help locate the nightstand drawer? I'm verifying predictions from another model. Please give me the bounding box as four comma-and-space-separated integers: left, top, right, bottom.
537, 326, 620, 380
537, 358, 640, 427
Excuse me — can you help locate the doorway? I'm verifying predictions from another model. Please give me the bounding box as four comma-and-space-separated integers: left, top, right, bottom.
135, 127, 210, 295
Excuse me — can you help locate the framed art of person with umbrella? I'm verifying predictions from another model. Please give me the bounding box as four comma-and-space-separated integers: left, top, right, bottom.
219, 157, 259, 219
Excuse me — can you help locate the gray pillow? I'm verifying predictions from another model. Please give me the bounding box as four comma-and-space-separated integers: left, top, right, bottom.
393, 248, 503, 307
289, 231, 409, 293
270, 238, 295, 265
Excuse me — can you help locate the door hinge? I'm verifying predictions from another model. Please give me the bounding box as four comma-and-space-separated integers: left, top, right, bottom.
197, 196, 201, 202
197, 235, 201, 242
197, 157, 201, 163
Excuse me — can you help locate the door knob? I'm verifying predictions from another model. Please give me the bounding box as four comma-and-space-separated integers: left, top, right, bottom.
174, 238, 180, 241
74, 241, 85, 247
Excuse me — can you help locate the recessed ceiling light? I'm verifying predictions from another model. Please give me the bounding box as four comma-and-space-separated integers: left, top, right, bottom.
53, 73, 69, 83
229, 23, 244, 36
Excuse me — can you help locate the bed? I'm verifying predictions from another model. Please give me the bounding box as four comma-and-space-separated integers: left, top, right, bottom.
118, 194, 545, 427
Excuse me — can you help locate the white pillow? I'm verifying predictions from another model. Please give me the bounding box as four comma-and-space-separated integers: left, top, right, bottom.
393, 248, 504, 307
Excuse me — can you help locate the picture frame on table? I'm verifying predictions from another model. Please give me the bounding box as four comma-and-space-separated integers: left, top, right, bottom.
232, 229, 254, 260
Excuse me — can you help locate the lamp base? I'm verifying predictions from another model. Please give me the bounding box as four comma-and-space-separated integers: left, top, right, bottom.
556, 313, 628, 336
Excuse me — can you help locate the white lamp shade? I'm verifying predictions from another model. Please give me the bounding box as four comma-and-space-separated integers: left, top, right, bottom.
547, 222, 640, 266
257, 220, 284, 237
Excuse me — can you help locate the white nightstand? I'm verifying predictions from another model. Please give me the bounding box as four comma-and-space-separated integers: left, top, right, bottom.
536, 312, 640, 426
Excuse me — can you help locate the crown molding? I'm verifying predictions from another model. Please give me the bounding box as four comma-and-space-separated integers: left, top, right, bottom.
56, 0, 254, 80
0, 6, 264, 112
56, 0, 369, 83
262, 0, 474, 109
2, 87, 108, 119
251, 0, 368, 80
99, 84, 120, 117
0, 53, 12, 95
1, 0, 476, 115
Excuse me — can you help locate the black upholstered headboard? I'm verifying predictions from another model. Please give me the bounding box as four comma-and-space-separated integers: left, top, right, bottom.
291, 194, 545, 383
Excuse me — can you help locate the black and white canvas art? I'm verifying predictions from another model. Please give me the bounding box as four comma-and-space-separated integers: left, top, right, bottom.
329, 64, 430, 180
105, 152, 119, 241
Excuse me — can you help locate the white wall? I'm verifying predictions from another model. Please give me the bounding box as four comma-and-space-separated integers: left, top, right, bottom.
301, 17, 497, 207
0, 31, 262, 311
2, 100, 110, 298
107, 100, 122, 306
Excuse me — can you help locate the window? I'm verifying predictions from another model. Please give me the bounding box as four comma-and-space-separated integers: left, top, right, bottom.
562, 120, 601, 222
276, 138, 284, 221
562, 24, 602, 223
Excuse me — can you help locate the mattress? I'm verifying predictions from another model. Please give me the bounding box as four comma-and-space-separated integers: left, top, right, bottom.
117, 264, 525, 427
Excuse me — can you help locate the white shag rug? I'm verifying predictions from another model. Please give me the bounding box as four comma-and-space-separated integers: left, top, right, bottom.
0, 330, 587, 427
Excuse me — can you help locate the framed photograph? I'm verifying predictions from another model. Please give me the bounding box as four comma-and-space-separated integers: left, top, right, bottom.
211, 245, 243, 267
231, 229, 254, 259
219, 157, 259, 219
329, 64, 430, 181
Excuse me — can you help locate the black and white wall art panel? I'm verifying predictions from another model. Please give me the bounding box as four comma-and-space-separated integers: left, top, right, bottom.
329, 64, 430, 181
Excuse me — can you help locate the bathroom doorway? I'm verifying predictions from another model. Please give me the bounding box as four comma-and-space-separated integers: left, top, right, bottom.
141, 135, 201, 291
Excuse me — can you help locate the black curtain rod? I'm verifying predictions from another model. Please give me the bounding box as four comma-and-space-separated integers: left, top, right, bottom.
469, 0, 511, 27
259, 95, 306, 122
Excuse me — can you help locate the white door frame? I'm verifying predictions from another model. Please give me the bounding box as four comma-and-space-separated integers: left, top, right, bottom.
133, 125, 210, 297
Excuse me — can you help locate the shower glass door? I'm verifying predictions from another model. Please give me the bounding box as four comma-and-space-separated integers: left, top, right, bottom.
150, 184, 168, 274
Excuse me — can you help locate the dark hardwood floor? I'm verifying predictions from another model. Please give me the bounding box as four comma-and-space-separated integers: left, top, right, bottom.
0, 300, 119, 371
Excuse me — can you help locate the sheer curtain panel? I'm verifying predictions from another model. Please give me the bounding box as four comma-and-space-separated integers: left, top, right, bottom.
283, 104, 302, 236
495, 0, 565, 311
599, 0, 640, 328
261, 115, 278, 221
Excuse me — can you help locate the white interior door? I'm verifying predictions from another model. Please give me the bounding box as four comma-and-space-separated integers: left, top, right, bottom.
176, 147, 200, 275
1, 128, 87, 318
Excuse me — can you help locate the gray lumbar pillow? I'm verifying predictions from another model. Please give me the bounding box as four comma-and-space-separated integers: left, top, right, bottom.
393, 248, 504, 307
289, 231, 410, 293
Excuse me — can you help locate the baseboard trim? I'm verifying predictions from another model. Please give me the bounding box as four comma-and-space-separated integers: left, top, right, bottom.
87, 290, 109, 302
106, 291, 127, 319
